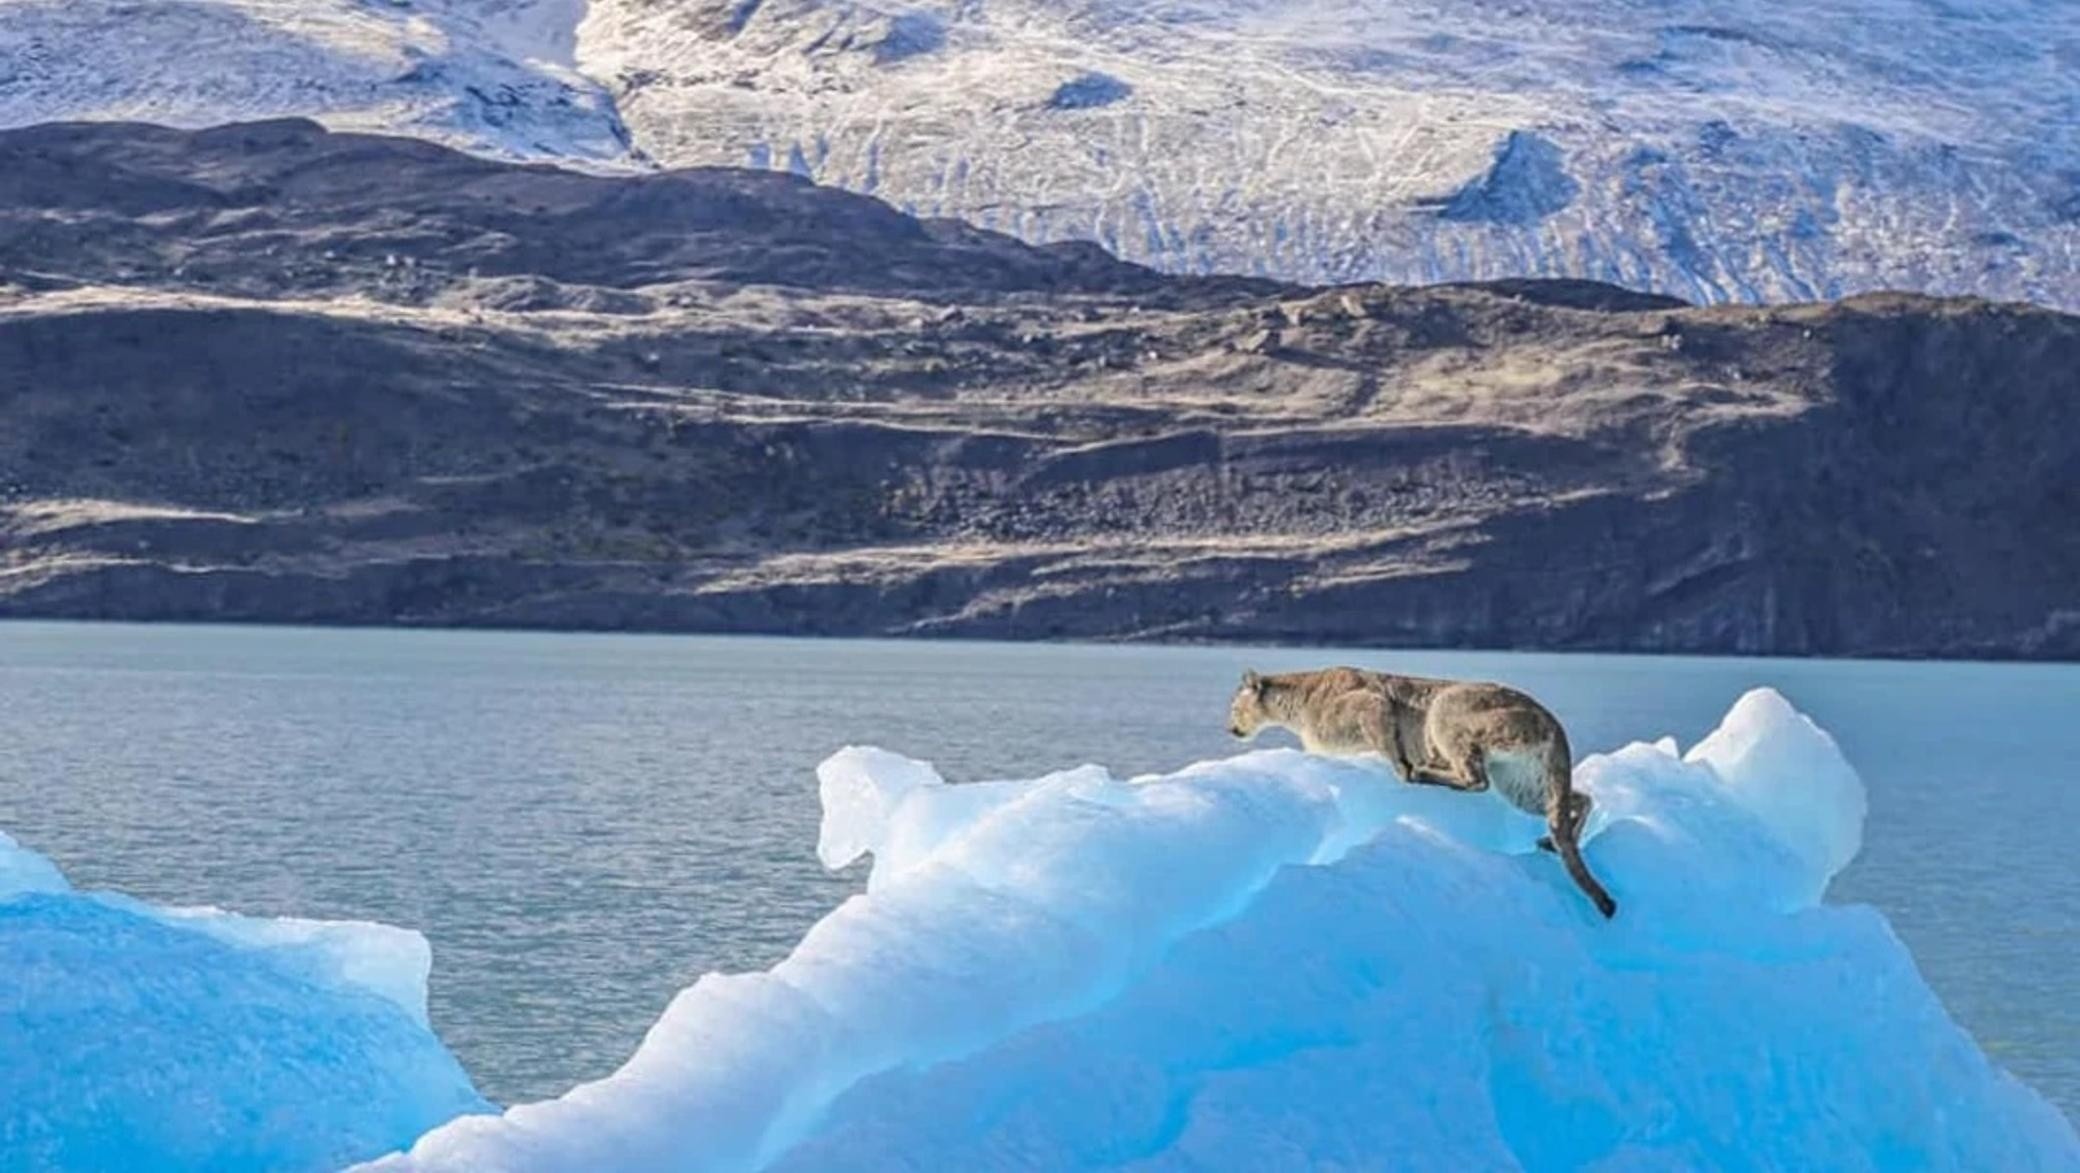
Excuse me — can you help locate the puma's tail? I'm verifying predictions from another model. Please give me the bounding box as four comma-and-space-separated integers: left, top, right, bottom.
1546, 738, 1617, 919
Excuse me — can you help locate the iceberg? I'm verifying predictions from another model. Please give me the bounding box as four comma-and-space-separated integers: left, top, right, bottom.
0, 831, 491, 1172
366, 689, 2077, 1172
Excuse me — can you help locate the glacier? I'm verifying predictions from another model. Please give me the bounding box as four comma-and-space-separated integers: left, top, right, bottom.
0, 0, 639, 165
4, 0, 2075, 307
586, 0, 2080, 308
0, 830, 492, 1171
357, 688, 2078, 1172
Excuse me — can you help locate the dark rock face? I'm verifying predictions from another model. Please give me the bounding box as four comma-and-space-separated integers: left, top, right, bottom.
2, 120, 2076, 659
1439, 132, 1580, 224
1049, 72, 1133, 110
0, 118, 1172, 300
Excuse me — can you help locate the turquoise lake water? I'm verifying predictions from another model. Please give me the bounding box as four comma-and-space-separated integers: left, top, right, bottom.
0, 621, 2071, 1119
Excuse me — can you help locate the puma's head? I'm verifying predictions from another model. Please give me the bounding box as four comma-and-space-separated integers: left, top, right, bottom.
1227, 670, 1270, 740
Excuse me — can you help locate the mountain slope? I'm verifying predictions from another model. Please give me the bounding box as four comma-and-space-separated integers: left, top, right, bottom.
2, 1, 2074, 308
3, 121, 2077, 658
0, 0, 638, 163
582, 0, 2079, 306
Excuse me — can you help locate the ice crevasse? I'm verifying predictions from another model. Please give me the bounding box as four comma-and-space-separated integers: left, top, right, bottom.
359, 688, 2078, 1171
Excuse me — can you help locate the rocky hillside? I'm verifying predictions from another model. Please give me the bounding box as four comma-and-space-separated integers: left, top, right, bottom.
3, 120, 2077, 659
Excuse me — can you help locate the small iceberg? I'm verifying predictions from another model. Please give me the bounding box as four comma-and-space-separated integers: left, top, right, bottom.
0, 833, 490, 1171
360, 689, 2076, 1171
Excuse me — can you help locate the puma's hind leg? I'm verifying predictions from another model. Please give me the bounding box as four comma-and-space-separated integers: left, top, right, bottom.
1537, 791, 1592, 853
1407, 743, 1491, 793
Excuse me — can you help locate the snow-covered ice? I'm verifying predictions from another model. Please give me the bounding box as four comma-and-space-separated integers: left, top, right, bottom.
364, 688, 2078, 1171
0, 830, 491, 1171
4, 0, 2074, 306
580, 0, 2080, 308
0, 0, 639, 166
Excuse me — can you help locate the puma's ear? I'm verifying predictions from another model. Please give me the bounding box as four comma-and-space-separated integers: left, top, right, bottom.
1243, 670, 1263, 693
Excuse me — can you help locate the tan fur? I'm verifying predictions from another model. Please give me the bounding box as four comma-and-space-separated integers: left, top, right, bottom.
1229, 667, 1617, 919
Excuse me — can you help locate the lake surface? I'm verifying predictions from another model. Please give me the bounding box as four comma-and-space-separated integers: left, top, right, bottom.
1, 621, 2073, 1120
